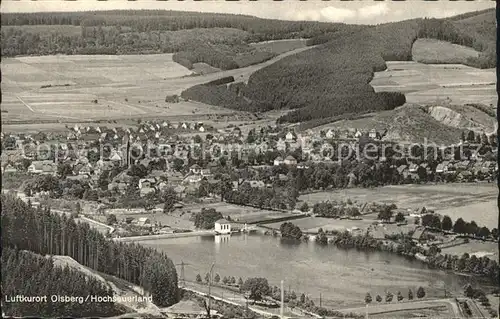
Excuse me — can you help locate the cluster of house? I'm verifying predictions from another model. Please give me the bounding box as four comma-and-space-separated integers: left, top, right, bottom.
394, 159, 497, 182
1, 123, 498, 197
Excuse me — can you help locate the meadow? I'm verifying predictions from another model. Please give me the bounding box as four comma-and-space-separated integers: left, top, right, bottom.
1, 54, 234, 125
299, 183, 497, 228
441, 239, 498, 260
370, 61, 497, 106
412, 38, 480, 64
186, 202, 296, 224
1, 43, 311, 128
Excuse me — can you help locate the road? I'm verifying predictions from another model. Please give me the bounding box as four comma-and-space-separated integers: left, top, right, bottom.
181, 281, 313, 319
462, 298, 486, 318
113, 230, 216, 242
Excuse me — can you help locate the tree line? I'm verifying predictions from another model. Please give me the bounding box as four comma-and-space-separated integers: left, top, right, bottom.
2, 247, 121, 317
1, 10, 348, 40
421, 214, 498, 240
1, 194, 179, 307
1, 10, 349, 58
365, 287, 425, 305
314, 228, 499, 284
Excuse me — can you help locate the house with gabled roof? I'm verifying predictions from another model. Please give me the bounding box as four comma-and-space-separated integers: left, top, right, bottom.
285, 131, 296, 141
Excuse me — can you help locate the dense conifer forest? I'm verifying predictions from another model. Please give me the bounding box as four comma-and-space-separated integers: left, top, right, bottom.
179, 10, 494, 124
2, 247, 122, 317
1, 194, 179, 310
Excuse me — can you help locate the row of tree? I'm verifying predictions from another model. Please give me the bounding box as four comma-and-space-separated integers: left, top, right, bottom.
1, 10, 347, 39
1, 194, 179, 307
2, 247, 121, 317
420, 214, 498, 240
364, 287, 425, 304
195, 273, 243, 287
312, 202, 361, 218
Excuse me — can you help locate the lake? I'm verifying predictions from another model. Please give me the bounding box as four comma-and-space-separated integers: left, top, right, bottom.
139, 233, 489, 308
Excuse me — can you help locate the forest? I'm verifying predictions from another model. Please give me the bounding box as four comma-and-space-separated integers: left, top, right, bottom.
1, 10, 349, 61
1, 194, 179, 308
2, 247, 122, 317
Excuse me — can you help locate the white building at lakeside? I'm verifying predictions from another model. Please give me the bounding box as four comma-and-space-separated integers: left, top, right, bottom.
214, 219, 231, 235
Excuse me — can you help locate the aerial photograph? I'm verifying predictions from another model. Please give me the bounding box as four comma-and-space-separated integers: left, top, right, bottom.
1, 0, 498, 318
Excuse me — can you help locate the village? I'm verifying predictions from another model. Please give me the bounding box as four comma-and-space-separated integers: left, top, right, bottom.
1, 120, 498, 243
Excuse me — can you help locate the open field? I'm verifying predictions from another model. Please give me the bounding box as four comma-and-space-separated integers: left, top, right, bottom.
1, 45, 314, 126
441, 239, 498, 260
370, 61, 496, 106
186, 202, 297, 224
436, 200, 498, 230
265, 217, 374, 233
412, 38, 480, 65
299, 183, 497, 228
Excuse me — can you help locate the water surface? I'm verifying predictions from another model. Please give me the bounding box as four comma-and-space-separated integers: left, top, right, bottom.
140, 234, 485, 308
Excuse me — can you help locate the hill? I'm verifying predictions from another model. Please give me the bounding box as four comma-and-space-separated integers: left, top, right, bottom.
178, 9, 495, 125
316, 102, 495, 145
2, 8, 495, 126
322, 104, 465, 145
1, 10, 351, 64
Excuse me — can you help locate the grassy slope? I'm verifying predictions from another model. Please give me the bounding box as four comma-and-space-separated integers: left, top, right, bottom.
412, 38, 479, 64
49, 254, 163, 316
325, 104, 465, 145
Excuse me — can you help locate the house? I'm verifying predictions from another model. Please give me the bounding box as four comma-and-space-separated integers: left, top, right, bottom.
411, 226, 427, 243
368, 129, 378, 139
284, 155, 297, 166
325, 129, 335, 139
297, 162, 310, 169
214, 219, 231, 234
273, 156, 284, 166
245, 180, 265, 188
199, 125, 205, 132
74, 163, 93, 176
2, 163, 18, 174
435, 161, 450, 174
396, 165, 408, 177
285, 132, 296, 141
28, 160, 57, 175
139, 178, 156, 189
189, 164, 201, 175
